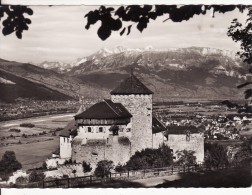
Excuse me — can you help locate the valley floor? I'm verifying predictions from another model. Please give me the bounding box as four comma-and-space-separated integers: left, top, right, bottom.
0, 113, 74, 170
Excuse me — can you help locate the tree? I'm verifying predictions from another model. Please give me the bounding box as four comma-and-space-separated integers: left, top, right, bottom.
0, 151, 22, 181
204, 143, 229, 168
28, 170, 45, 183
175, 150, 197, 165
233, 139, 252, 165
82, 161, 92, 173
125, 144, 173, 170
94, 160, 114, 178
85, 5, 249, 40
227, 7, 252, 106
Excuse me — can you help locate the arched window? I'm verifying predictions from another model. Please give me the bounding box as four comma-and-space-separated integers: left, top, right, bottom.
99, 127, 103, 133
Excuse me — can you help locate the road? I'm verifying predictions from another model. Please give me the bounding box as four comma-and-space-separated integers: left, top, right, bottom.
133, 174, 181, 187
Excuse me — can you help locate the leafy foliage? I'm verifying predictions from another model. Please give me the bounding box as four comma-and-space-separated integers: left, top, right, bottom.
94, 160, 114, 178
118, 136, 131, 145
125, 144, 173, 170
82, 161, 92, 173
85, 5, 248, 40
227, 7, 252, 104
175, 150, 197, 165
0, 151, 22, 181
16, 176, 28, 184
204, 143, 229, 168
114, 163, 127, 172
233, 140, 252, 165
227, 8, 252, 65
28, 170, 45, 182
0, 5, 33, 39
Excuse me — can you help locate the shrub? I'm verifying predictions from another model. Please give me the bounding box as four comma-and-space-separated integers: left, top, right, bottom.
115, 163, 126, 172
22, 133, 27, 138
82, 161, 92, 173
94, 160, 114, 178
118, 136, 130, 145
28, 170, 45, 183
125, 144, 173, 170
9, 128, 21, 133
42, 162, 47, 170
204, 143, 229, 168
175, 150, 196, 165
16, 176, 28, 184
20, 123, 35, 128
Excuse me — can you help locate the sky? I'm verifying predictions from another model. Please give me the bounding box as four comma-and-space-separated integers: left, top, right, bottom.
0, 5, 248, 64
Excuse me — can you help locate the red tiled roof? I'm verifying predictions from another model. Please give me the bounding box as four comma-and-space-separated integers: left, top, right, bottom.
152, 117, 167, 134
110, 74, 153, 95
74, 99, 132, 120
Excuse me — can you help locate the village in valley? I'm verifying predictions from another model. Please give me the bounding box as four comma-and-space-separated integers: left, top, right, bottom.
0, 4, 251, 188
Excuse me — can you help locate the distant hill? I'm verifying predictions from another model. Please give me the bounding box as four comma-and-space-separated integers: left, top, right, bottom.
0, 69, 73, 103
0, 59, 109, 103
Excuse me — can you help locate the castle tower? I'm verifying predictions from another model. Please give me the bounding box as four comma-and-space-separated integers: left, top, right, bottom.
110, 72, 153, 155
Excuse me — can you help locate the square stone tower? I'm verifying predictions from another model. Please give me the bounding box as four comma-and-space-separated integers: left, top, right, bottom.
110, 72, 153, 155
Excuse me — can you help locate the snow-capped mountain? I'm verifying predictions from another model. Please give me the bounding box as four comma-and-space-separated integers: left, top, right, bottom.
37, 61, 70, 73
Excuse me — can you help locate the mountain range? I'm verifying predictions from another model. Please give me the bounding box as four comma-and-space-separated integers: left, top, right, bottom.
0, 46, 249, 103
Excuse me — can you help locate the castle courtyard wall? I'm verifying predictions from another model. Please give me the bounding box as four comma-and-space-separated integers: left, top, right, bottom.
71, 135, 131, 169
164, 133, 204, 163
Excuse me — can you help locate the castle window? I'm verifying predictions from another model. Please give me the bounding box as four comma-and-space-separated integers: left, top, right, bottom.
88, 127, 92, 133
186, 130, 190, 141
92, 152, 98, 157
99, 127, 103, 133
126, 128, 131, 132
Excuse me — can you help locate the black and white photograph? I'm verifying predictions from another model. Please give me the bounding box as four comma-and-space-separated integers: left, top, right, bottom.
0, 0, 251, 189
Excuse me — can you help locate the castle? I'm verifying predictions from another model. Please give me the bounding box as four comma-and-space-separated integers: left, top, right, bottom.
58, 73, 204, 168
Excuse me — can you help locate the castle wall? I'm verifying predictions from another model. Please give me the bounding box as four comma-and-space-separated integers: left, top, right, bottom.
46, 157, 67, 169
152, 132, 166, 149
77, 124, 131, 141
60, 136, 73, 159
111, 94, 153, 154
71, 135, 131, 169
164, 133, 204, 163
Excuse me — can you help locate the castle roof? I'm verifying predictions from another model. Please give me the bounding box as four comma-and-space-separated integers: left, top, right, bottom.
110, 73, 153, 95
59, 119, 78, 137
152, 117, 167, 134
167, 125, 200, 134
75, 99, 132, 120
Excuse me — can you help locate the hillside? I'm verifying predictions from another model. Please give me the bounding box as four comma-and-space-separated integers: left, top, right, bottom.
0, 59, 109, 103
0, 69, 72, 103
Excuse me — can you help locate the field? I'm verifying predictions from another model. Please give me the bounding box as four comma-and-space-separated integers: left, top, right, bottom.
0, 113, 74, 170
